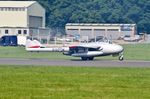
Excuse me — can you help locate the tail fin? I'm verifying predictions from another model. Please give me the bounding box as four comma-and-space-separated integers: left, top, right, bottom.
26, 39, 43, 48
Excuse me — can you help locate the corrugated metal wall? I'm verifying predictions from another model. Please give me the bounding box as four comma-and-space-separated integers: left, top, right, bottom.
29, 16, 42, 28
66, 29, 78, 36
94, 29, 105, 37
80, 29, 92, 38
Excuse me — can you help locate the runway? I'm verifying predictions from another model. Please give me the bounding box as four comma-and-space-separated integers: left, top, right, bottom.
0, 58, 150, 67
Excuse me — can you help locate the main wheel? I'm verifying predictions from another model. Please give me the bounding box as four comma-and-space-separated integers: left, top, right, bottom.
81, 57, 88, 61
88, 57, 94, 60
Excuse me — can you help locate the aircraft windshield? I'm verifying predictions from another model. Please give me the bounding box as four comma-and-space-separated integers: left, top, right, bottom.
89, 36, 112, 43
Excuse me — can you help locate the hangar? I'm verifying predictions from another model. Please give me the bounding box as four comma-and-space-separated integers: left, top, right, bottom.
0, 1, 49, 39
66, 23, 136, 41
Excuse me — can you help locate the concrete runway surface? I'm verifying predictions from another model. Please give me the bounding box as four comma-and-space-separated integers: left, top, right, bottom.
0, 58, 150, 67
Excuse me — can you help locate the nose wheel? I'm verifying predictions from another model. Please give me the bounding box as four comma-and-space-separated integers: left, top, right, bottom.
119, 54, 124, 61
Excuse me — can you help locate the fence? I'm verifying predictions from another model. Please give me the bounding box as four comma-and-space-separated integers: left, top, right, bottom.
28, 27, 111, 46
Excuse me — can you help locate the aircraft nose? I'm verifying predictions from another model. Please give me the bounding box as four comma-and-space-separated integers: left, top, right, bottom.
115, 45, 124, 53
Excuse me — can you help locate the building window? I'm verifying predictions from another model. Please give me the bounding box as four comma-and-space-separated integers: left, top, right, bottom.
0, 8, 4, 11
12, 8, 15, 11
23, 30, 27, 35
80, 29, 92, 31
107, 29, 119, 31
8, 8, 10, 11
22, 8, 25, 11
4, 8, 6, 11
18, 30, 22, 34
67, 29, 78, 31
94, 29, 105, 31
18, 8, 21, 11
5, 30, 9, 34
14, 8, 18, 11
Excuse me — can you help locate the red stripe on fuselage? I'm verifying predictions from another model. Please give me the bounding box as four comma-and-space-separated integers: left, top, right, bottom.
69, 46, 77, 48
29, 46, 40, 48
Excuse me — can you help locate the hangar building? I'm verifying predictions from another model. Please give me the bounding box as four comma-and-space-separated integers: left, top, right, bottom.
66, 23, 136, 40
0, 1, 49, 39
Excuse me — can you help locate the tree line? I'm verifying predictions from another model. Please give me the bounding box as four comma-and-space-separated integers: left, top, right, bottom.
3, 0, 150, 34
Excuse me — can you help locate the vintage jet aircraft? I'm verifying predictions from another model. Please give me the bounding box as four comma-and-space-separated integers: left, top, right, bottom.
26, 39, 124, 61
63, 42, 124, 61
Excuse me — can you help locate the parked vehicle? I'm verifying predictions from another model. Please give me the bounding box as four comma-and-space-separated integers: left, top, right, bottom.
0, 35, 18, 46
17, 36, 26, 46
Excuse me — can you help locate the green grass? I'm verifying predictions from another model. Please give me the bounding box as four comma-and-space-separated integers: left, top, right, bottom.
124, 44, 150, 60
0, 44, 150, 99
0, 44, 150, 60
0, 46, 73, 59
0, 66, 150, 99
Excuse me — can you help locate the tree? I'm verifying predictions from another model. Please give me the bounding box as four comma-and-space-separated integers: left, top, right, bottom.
4, 0, 150, 34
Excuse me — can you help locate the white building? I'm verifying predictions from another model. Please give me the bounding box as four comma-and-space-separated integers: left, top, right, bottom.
0, 1, 49, 38
66, 23, 136, 40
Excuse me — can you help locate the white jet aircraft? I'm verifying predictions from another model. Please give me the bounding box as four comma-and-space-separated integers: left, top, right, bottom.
63, 41, 124, 61
26, 39, 124, 61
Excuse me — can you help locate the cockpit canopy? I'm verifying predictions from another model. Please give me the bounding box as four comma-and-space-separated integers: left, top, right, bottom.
88, 36, 112, 43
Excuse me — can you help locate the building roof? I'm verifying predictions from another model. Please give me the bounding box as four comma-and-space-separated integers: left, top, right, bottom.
0, 1, 36, 8
66, 23, 136, 26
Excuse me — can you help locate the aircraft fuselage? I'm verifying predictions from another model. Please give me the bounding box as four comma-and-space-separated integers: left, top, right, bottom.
64, 42, 124, 61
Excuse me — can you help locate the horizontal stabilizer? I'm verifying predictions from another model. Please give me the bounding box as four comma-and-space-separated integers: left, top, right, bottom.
25, 39, 69, 52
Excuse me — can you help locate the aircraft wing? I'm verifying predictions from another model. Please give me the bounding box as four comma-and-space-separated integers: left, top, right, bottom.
76, 42, 103, 50
69, 45, 103, 57
73, 45, 103, 51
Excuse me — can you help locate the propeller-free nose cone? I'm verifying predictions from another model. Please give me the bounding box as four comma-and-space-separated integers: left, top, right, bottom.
115, 45, 124, 53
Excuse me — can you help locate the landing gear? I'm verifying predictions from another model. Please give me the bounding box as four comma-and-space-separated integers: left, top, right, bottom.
81, 57, 94, 61
81, 57, 88, 61
119, 54, 124, 61
88, 57, 94, 60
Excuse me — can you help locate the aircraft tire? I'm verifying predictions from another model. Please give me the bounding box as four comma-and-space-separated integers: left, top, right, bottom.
88, 57, 94, 60
81, 57, 88, 61
119, 55, 124, 61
